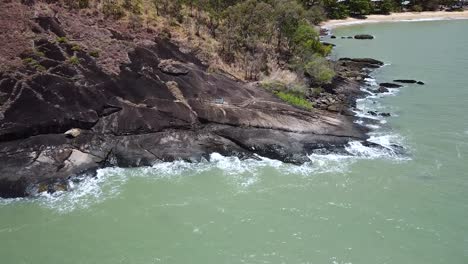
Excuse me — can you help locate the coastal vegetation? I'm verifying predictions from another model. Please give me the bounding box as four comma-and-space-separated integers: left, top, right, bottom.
54, 0, 337, 106
33, 0, 464, 107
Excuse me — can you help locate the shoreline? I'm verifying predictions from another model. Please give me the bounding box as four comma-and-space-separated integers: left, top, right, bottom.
320, 10, 468, 29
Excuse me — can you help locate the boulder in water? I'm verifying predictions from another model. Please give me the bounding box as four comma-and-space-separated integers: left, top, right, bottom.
354, 34, 374, 40
394, 79, 417, 84
380, 82, 402, 88
377, 86, 389, 93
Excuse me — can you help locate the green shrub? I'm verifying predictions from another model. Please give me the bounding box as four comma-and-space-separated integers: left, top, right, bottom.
34, 50, 45, 57
35, 65, 47, 72
64, 0, 89, 9
68, 56, 79, 65
260, 80, 287, 91
412, 5, 423, 12
22, 57, 35, 64
78, 0, 89, 9
103, 0, 125, 19
123, 0, 142, 14
275, 91, 313, 110
71, 45, 81, 51
302, 55, 335, 86
56, 37, 68, 44
89, 50, 100, 58
23, 57, 46, 72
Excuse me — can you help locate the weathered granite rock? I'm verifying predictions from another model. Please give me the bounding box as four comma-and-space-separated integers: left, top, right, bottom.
64, 128, 82, 138
158, 59, 190, 76
0, 3, 381, 198
0, 37, 370, 198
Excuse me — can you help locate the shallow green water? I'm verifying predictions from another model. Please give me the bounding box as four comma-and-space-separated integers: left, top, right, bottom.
1, 20, 468, 264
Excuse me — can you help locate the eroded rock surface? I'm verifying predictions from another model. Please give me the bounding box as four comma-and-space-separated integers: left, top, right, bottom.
0, 1, 371, 197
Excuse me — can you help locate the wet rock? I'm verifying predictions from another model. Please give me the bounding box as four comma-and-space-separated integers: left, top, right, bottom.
338, 58, 384, 69
321, 42, 336, 47
377, 86, 389, 93
331, 35, 336, 39
354, 34, 374, 40
0, 5, 378, 198
0, 37, 370, 198
367, 111, 390, 117
394, 79, 417, 84
380, 82, 402, 88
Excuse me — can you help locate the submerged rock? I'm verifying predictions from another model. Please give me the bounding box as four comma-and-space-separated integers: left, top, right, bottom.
377, 86, 389, 93
354, 34, 374, 40
380, 82, 402, 88
394, 79, 417, 84
367, 111, 391, 117
321, 42, 336, 47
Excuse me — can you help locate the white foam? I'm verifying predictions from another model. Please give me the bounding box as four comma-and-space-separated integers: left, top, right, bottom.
364, 77, 378, 87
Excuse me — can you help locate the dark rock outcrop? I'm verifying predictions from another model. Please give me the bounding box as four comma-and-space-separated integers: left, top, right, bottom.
394, 79, 417, 84
338, 58, 384, 69
354, 34, 374, 40
380, 82, 402, 88
377, 86, 389, 93
0, 36, 371, 198
321, 42, 336, 47
367, 111, 391, 117
0, 2, 384, 198
394, 80, 425, 85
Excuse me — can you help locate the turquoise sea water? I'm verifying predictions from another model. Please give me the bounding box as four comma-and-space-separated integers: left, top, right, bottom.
1, 20, 468, 264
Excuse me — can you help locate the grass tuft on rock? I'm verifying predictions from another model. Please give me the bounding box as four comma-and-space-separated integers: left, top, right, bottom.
68, 56, 79, 65
71, 45, 81, 51
275, 91, 313, 110
89, 50, 100, 58
56, 37, 68, 44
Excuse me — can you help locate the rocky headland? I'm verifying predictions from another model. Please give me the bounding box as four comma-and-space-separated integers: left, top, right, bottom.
0, 1, 388, 198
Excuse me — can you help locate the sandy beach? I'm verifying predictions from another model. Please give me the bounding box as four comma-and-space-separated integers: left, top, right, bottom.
321, 10, 468, 29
